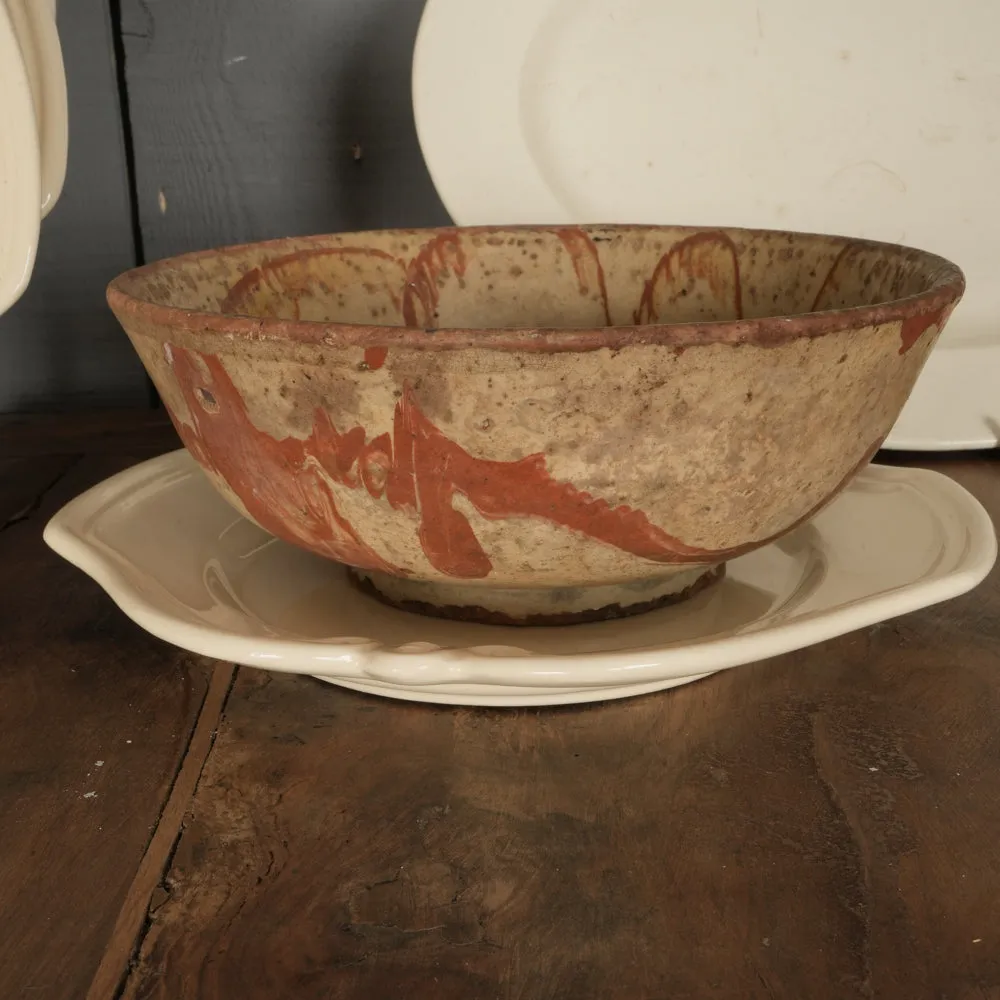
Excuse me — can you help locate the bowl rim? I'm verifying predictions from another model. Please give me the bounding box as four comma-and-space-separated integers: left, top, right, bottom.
106, 224, 966, 354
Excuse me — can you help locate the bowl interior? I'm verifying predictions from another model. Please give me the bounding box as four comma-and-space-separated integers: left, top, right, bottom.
111, 225, 959, 332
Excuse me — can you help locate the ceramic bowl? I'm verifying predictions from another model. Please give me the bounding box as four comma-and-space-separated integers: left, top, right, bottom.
107, 225, 963, 624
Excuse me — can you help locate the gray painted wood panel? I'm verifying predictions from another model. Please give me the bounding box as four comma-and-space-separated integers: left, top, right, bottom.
0, 0, 147, 412
120, 0, 449, 264
0, 0, 448, 412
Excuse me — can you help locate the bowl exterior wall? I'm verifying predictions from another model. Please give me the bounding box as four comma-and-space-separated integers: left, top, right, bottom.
117, 313, 942, 590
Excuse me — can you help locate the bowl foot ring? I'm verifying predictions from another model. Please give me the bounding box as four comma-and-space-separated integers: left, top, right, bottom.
349, 564, 726, 627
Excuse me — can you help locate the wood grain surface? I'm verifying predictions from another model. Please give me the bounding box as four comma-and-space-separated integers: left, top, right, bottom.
117, 453, 1000, 998
85, 663, 236, 1000
3, 419, 1000, 999
0, 421, 214, 1000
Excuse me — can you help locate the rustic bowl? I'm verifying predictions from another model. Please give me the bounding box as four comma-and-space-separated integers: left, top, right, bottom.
107, 225, 963, 625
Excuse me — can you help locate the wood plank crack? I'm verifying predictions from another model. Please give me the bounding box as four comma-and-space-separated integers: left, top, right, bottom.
0, 455, 81, 532
85, 662, 237, 1000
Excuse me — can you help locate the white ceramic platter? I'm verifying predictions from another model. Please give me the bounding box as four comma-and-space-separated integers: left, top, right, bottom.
412, 0, 1000, 450
885, 342, 1000, 451
44, 450, 995, 707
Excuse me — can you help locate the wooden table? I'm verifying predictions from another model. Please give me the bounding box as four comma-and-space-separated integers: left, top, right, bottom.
2, 413, 999, 1000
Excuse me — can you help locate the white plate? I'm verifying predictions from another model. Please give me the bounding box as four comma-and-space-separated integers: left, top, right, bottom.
44, 450, 995, 707
412, 0, 1000, 450
886, 341, 1000, 450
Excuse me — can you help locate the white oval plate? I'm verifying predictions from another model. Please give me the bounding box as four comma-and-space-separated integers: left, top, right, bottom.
412, 0, 1000, 450
44, 450, 995, 706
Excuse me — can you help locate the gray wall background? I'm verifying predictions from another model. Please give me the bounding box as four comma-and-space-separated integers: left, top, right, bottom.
0, 0, 448, 413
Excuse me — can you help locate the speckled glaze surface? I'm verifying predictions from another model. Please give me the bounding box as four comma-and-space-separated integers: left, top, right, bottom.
107, 225, 963, 623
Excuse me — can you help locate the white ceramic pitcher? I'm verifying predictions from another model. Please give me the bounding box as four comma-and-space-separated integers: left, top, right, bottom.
0, 0, 67, 314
